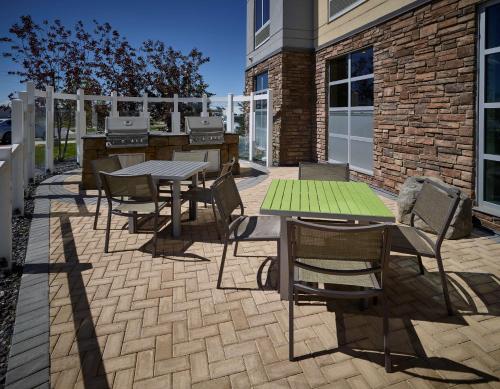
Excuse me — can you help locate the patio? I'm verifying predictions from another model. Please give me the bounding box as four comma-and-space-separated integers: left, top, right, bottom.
28, 165, 500, 388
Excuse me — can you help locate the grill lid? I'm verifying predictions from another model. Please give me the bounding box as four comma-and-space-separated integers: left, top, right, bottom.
105, 116, 149, 133
185, 117, 224, 131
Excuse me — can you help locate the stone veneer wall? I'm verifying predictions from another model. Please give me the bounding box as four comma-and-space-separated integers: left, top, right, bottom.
81, 134, 240, 189
245, 50, 314, 165
315, 0, 479, 198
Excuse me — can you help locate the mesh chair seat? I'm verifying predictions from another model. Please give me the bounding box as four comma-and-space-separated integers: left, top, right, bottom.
231, 215, 280, 241
115, 201, 169, 215
296, 258, 380, 288
391, 225, 435, 257
182, 187, 212, 203
299, 162, 349, 181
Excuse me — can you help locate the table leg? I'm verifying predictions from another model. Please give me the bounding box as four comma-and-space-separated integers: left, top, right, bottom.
279, 216, 290, 300
172, 181, 181, 238
128, 212, 137, 234
189, 173, 198, 221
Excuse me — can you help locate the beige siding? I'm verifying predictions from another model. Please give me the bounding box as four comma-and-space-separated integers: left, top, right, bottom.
315, 0, 417, 47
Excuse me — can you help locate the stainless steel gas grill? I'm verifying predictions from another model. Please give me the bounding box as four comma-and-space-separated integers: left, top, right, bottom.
185, 116, 225, 145
105, 116, 150, 148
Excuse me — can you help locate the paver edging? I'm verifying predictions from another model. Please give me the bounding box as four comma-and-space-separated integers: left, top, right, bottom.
5, 178, 53, 389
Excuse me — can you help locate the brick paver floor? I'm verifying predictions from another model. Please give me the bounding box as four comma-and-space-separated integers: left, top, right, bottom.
48, 167, 500, 388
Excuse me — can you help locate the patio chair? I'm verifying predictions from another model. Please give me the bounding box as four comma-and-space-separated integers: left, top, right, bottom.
173, 150, 208, 190
182, 157, 236, 237
391, 179, 461, 316
100, 172, 169, 257
299, 162, 349, 181
287, 220, 392, 372
298, 162, 350, 224
159, 150, 208, 202
211, 172, 280, 289
91, 156, 122, 230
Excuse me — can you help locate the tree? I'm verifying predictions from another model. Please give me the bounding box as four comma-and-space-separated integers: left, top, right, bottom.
1, 16, 211, 161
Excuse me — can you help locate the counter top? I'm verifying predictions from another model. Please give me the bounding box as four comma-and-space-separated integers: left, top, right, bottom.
81, 131, 240, 139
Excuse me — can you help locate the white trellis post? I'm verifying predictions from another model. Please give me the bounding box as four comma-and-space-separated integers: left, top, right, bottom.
266, 89, 273, 168
45, 85, 54, 172
111, 91, 118, 116
11, 99, 25, 215
172, 94, 181, 134
76, 89, 85, 165
0, 156, 12, 270
201, 94, 208, 117
26, 81, 35, 180
248, 92, 255, 162
142, 93, 149, 118
18, 91, 30, 185
226, 93, 234, 133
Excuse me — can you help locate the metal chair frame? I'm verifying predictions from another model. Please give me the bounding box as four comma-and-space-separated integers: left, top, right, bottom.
392, 179, 461, 315
100, 172, 168, 257
91, 156, 122, 230
211, 173, 280, 289
287, 220, 392, 372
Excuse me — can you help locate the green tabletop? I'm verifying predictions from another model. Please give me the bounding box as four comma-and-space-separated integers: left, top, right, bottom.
260, 179, 395, 222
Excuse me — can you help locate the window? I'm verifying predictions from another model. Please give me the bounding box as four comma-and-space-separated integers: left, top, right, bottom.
478, 1, 500, 215
328, 47, 374, 174
255, 72, 269, 93
329, 0, 366, 21
253, 72, 268, 162
255, 0, 270, 48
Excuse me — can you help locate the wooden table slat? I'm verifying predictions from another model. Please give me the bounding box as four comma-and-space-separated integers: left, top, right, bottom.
290, 181, 301, 211
261, 179, 394, 222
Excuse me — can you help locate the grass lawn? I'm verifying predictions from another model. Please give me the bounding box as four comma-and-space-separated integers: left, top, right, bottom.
35, 142, 77, 167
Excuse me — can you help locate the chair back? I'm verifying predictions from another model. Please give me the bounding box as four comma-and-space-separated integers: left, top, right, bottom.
299, 162, 349, 181
100, 172, 157, 204
287, 220, 391, 288
411, 180, 461, 244
219, 157, 236, 177
91, 156, 122, 189
211, 173, 244, 235
173, 150, 208, 162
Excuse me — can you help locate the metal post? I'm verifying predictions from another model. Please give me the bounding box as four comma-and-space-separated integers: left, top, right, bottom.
11, 99, 25, 215
76, 89, 86, 165
172, 94, 181, 134
249, 92, 255, 162
111, 91, 118, 116
201, 94, 209, 117
26, 81, 35, 180
227, 93, 234, 133
0, 149, 12, 270
266, 89, 273, 168
45, 85, 54, 172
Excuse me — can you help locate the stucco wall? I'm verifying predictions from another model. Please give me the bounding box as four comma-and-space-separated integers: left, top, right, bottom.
315, 0, 419, 48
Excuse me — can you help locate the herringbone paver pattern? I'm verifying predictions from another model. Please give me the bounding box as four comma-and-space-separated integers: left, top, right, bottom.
48, 167, 500, 388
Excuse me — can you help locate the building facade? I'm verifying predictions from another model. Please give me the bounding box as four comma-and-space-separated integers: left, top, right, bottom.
245, 0, 500, 229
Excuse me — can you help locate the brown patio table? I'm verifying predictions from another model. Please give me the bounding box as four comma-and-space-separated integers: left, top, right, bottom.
260, 179, 395, 300
113, 160, 209, 238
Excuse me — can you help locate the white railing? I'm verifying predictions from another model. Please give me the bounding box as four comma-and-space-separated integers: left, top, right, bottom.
0, 82, 273, 269
0, 99, 25, 270
20, 82, 273, 171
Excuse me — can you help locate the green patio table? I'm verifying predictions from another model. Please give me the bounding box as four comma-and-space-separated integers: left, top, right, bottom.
260, 179, 395, 300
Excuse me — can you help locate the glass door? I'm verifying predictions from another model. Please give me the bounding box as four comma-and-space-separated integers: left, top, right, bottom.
478, 1, 500, 215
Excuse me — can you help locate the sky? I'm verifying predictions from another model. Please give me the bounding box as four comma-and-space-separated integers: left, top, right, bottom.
0, 0, 247, 103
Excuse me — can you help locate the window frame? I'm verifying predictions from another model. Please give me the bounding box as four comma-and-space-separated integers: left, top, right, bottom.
477, 0, 500, 216
328, 0, 366, 22
328, 48, 374, 175
254, 0, 270, 49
